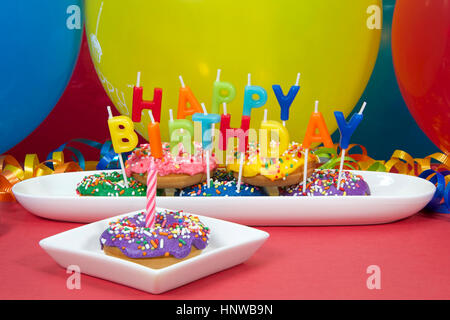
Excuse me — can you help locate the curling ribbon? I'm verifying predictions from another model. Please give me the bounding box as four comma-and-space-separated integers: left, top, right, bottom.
0, 139, 128, 202
418, 170, 450, 214
46, 138, 124, 171
0, 154, 82, 202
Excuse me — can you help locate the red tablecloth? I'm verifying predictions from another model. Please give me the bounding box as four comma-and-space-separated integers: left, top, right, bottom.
0, 201, 449, 300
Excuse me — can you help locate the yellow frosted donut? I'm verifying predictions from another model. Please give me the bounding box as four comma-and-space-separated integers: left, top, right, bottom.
227, 142, 318, 182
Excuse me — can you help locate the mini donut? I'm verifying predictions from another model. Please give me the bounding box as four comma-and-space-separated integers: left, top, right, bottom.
227, 142, 320, 187
175, 170, 267, 197
100, 209, 210, 269
131, 172, 211, 189
279, 169, 371, 196
76, 171, 147, 197
125, 142, 217, 189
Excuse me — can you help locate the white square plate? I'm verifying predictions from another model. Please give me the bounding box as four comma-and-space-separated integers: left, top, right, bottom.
14, 170, 435, 225
39, 210, 269, 294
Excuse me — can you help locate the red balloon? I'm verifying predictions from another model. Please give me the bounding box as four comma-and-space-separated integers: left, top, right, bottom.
392, 0, 450, 154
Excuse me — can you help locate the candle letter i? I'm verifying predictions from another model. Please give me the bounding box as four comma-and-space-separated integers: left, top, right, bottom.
107, 106, 139, 188
334, 102, 366, 189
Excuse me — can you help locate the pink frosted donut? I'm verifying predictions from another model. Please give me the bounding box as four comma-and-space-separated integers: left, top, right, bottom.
125, 142, 217, 178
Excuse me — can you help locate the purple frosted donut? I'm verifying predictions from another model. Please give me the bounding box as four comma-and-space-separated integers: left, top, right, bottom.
100, 210, 210, 259
280, 169, 370, 196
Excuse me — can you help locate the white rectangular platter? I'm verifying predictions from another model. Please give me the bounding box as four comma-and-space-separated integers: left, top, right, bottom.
13, 170, 435, 226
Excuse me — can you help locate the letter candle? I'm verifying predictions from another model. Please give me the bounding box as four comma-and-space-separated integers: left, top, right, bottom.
192, 103, 221, 187
147, 110, 163, 159
301, 101, 334, 193
168, 109, 194, 155
132, 71, 162, 123
219, 102, 251, 152
235, 105, 250, 192
259, 109, 290, 159
177, 75, 202, 119
211, 69, 236, 114
242, 73, 268, 117
272, 73, 301, 127
106, 106, 139, 188
334, 101, 367, 189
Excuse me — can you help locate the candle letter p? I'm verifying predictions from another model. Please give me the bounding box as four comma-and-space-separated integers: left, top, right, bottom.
243, 86, 268, 116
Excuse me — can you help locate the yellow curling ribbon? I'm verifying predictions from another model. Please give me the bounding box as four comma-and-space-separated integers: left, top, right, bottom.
0, 153, 82, 202
315, 144, 450, 176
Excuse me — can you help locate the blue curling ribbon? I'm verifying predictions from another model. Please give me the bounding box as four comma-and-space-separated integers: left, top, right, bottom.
45, 139, 128, 171
418, 169, 450, 213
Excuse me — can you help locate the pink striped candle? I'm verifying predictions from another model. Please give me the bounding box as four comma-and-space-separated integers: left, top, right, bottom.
145, 159, 157, 228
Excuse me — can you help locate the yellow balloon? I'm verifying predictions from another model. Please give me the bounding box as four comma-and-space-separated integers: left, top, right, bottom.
85, 0, 381, 143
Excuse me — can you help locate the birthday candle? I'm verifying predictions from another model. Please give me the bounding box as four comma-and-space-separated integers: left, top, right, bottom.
242, 73, 267, 117
107, 106, 138, 188
147, 110, 163, 159
107, 113, 139, 154
301, 101, 333, 193
219, 103, 250, 153
302, 101, 333, 149
334, 102, 366, 150
272, 73, 301, 125
177, 75, 203, 119
168, 109, 194, 154
132, 71, 162, 123
145, 159, 157, 228
335, 102, 366, 189
211, 69, 236, 114
192, 103, 220, 187
259, 118, 290, 158
192, 110, 221, 150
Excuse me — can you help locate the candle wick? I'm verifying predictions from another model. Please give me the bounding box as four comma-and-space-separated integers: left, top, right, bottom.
314, 100, 319, 113
247, 73, 251, 86
223, 102, 227, 115
282, 120, 286, 127
358, 101, 367, 115
201, 103, 208, 115
106, 106, 113, 119
216, 69, 221, 82
169, 109, 174, 121
263, 109, 268, 122
148, 110, 155, 124
179, 75, 185, 88
136, 71, 141, 87
295, 73, 301, 86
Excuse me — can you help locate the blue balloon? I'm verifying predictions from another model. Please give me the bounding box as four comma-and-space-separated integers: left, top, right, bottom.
0, 1, 83, 154
331, 0, 439, 159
